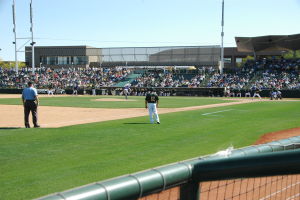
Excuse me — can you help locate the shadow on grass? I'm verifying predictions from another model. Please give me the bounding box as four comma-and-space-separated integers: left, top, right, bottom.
0, 127, 21, 129
123, 122, 150, 125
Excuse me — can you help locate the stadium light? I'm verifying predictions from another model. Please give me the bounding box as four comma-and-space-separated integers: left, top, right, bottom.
220, 0, 225, 74
30, 0, 35, 74
12, 0, 18, 74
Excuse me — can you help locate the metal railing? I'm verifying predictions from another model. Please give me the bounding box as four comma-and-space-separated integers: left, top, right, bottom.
35, 136, 300, 200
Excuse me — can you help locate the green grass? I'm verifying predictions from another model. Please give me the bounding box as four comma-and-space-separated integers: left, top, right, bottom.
1, 100, 300, 199
0, 96, 233, 108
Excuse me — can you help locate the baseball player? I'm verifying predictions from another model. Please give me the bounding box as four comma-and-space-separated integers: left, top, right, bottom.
72, 83, 78, 95
123, 84, 131, 100
277, 90, 282, 100
270, 89, 277, 100
145, 88, 160, 124
245, 90, 251, 98
236, 88, 242, 98
252, 87, 262, 99
92, 84, 96, 96
48, 85, 54, 96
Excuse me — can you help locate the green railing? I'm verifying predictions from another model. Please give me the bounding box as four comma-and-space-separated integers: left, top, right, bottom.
35, 136, 300, 200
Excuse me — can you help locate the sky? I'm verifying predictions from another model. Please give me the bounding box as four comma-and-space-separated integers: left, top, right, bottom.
0, 0, 300, 61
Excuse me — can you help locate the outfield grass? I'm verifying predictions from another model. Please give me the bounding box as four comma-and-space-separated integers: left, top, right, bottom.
0, 96, 234, 108
1, 100, 300, 199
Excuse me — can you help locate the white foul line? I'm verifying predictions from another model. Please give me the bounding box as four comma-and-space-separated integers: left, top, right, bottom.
259, 181, 300, 200
286, 193, 300, 200
202, 109, 234, 116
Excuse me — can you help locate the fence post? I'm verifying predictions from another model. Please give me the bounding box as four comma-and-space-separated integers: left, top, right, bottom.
179, 181, 200, 200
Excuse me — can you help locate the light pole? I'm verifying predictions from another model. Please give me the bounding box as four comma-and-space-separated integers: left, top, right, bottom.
220, 0, 225, 74
12, 0, 18, 74
30, 0, 35, 74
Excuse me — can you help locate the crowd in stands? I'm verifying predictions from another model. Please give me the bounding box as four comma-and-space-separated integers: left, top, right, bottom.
0, 58, 299, 93
0, 66, 131, 90
130, 59, 300, 91
206, 71, 251, 90
131, 70, 206, 88
244, 59, 300, 90
205, 58, 300, 91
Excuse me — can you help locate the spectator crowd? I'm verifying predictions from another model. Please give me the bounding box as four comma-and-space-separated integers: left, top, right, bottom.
0, 66, 131, 90
0, 58, 299, 92
205, 58, 300, 91
131, 70, 206, 88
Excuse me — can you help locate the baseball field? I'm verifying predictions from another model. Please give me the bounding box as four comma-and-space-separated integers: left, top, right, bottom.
0, 95, 300, 200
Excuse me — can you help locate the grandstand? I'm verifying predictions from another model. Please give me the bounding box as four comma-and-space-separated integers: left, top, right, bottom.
1, 57, 300, 97
2, 1, 300, 199
2, 21, 300, 200
0, 34, 291, 98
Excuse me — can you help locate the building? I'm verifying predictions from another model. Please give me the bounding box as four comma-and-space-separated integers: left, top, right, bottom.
25, 34, 300, 69
25, 46, 100, 68
25, 45, 221, 68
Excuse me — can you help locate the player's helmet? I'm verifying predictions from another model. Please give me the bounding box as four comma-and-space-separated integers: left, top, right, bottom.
149, 88, 154, 92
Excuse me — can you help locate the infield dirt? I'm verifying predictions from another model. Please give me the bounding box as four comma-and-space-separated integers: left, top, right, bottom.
0, 94, 299, 143
0, 95, 256, 128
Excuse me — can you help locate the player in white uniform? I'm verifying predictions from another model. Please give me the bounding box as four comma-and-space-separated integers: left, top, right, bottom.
48, 89, 54, 96
252, 88, 262, 99
145, 88, 160, 124
245, 90, 251, 98
47, 85, 54, 96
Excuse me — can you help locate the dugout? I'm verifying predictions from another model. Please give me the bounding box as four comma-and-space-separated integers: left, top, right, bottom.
63, 87, 225, 97
3, 88, 300, 98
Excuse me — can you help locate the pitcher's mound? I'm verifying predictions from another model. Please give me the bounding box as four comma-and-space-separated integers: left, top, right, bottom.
92, 98, 137, 102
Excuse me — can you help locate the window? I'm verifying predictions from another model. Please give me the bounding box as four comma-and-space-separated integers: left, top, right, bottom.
224, 58, 232, 63
236, 58, 243, 63
40, 56, 87, 65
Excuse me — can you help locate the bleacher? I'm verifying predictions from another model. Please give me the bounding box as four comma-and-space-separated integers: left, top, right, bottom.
1, 58, 299, 90
114, 73, 141, 87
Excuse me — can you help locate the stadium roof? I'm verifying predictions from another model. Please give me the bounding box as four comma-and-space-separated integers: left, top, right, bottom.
235, 33, 300, 52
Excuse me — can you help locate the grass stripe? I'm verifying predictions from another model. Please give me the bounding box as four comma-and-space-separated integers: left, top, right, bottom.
0, 100, 299, 199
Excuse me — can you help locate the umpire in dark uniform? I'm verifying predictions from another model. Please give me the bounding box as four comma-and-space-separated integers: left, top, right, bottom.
22, 82, 40, 128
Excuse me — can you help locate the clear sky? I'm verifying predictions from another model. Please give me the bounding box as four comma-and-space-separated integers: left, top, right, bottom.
0, 0, 300, 61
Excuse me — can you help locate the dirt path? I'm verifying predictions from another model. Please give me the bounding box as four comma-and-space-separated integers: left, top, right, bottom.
0, 98, 256, 128
0, 94, 299, 144
255, 127, 300, 144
